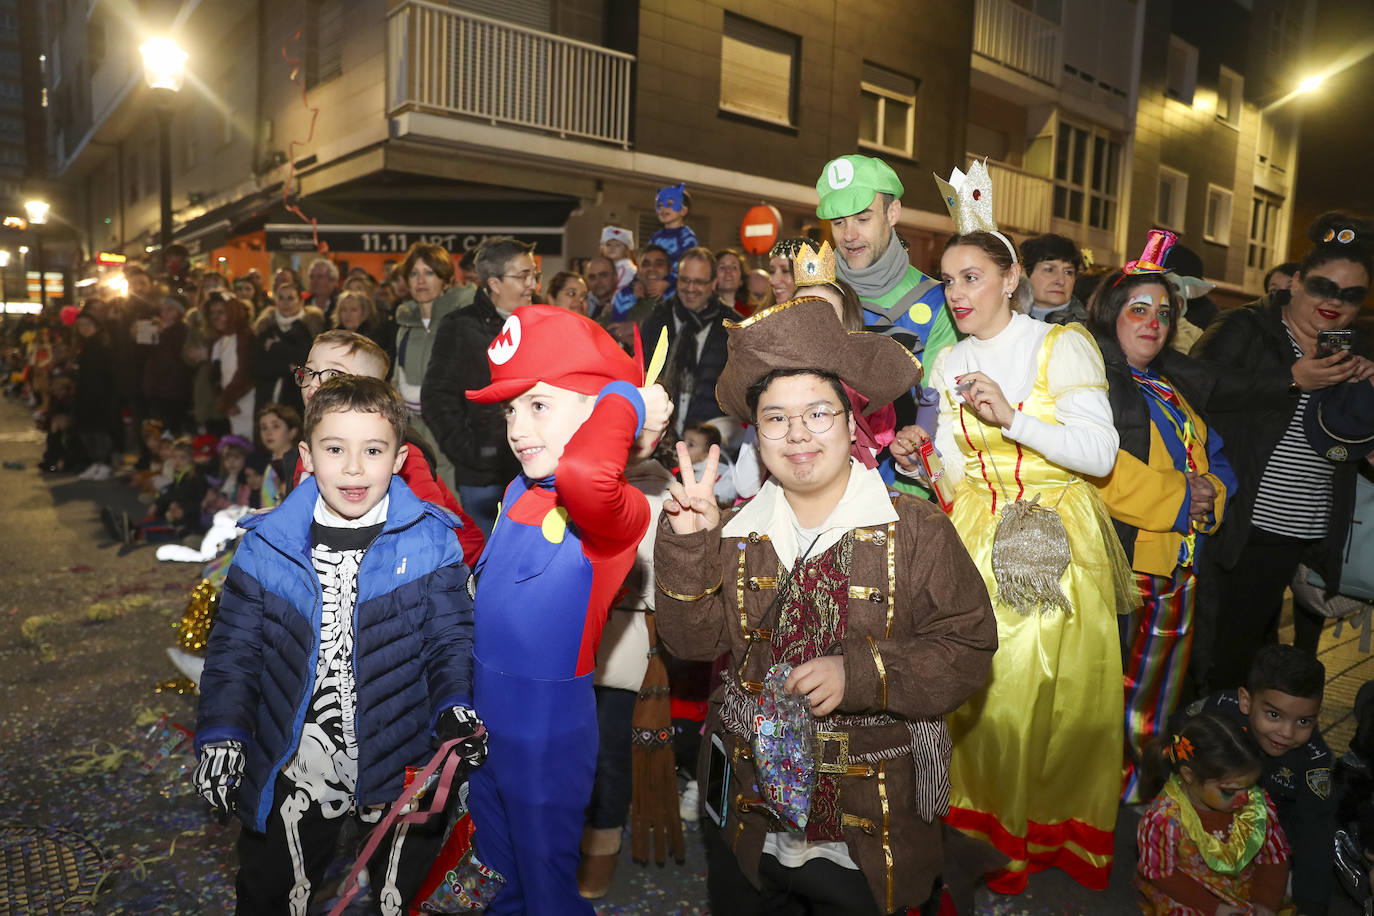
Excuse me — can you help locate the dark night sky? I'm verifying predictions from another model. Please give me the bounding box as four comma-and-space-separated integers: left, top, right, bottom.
1291, 0, 1374, 253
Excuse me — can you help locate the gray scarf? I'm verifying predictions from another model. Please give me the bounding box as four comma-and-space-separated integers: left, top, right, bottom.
836, 229, 909, 301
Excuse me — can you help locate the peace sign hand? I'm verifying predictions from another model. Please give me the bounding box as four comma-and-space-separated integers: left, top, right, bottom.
663, 441, 721, 534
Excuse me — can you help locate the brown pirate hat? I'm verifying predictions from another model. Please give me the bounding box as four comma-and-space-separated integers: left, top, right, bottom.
714, 296, 922, 422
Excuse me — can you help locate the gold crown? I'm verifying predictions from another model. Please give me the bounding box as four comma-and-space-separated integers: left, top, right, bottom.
934, 159, 998, 236
792, 240, 836, 287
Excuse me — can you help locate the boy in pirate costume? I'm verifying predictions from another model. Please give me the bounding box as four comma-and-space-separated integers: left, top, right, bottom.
463, 304, 673, 914
652, 265, 998, 915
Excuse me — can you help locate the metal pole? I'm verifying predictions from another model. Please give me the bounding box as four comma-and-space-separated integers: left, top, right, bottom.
35, 231, 43, 309
157, 101, 173, 275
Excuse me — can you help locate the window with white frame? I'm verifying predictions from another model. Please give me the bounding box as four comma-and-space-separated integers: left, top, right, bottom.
1204, 185, 1233, 244
1216, 66, 1242, 126
1157, 166, 1188, 230
720, 14, 798, 127
1248, 193, 1282, 270
1053, 120, 1122, 233
1166, 36, 1198, 104
859, 63, 916, 158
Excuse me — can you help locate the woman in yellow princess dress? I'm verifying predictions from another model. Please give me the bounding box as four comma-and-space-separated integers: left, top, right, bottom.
894, 162, 1137, 895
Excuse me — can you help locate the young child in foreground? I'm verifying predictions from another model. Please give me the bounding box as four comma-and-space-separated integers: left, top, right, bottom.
193, 376, 484, 915
463, 304, 672, 914
291, 329, 485, 567
1136, 712, 1292, 915
1187, 645, 1335, 916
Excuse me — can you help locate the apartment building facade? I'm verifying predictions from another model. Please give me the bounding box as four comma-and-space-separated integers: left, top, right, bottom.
47, 0, 1312, 296
962, 0, 1311, 301
49, 0, 975, 282
1126, 0, 1311, 298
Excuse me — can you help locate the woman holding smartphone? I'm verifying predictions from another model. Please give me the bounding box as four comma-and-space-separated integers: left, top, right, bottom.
1192, 211, 1374, 689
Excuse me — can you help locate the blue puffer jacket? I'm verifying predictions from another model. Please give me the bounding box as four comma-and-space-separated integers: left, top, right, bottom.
195, 476, 474, 833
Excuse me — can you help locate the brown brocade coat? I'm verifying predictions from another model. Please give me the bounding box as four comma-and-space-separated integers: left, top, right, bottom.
654, 487, 997, 912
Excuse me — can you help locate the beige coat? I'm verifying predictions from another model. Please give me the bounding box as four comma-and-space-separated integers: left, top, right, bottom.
654, 465, 997, 911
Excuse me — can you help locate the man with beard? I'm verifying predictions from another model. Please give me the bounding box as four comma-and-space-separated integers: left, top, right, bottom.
816, 155, 956, 360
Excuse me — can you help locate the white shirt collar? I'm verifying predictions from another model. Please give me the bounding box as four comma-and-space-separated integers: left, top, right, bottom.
313, 493, 389, 529
722, 459, 897, 569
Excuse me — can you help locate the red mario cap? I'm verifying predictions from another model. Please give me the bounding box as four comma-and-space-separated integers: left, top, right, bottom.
465, 304, 644, 403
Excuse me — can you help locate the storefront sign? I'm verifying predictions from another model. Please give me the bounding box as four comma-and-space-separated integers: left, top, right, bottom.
265, 224, 565, 256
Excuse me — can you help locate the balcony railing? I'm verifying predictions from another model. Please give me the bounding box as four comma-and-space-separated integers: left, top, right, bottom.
387, 0, 635, 148
972, 0, 1062, 88
973, 154, 1053, 236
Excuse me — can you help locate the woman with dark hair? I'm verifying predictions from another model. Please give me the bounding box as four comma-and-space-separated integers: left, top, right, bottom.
713, 247, 749, 315
208, 295, 257, 439
1019, 232, 1086, 324
1192, 212, 1374, 690
546, 270, 590, 315
896, 163, 1135, 893
1264, 261, 1301, 296
392, 243, 465, 462
767, 237, 807, 304
1084, 229, 1238, 804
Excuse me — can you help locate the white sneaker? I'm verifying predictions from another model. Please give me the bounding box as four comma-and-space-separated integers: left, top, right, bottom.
88, 463, 113, 480
78, 464, 100, 479
679, 779, 700, 823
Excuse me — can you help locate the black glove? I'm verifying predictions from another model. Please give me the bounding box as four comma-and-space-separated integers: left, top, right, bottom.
194, 740, 245, 821
436, 706, 487, 769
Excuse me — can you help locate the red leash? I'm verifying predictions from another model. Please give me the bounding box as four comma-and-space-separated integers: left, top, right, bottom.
326, 729, 483, 916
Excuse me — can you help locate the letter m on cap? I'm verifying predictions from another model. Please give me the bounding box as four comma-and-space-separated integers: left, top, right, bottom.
488, 315, 522, 365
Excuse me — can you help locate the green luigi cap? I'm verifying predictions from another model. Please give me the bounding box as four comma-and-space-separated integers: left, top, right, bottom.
815, 155, 905, 219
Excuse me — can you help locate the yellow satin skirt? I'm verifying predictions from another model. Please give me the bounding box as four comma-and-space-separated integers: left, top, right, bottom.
944, 478, 1125, 893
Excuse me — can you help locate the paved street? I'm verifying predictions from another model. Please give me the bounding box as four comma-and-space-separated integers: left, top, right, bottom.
0, 394, 1364, 915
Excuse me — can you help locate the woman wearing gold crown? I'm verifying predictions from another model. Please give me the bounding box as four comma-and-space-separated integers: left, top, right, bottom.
893, 160, 1137, 894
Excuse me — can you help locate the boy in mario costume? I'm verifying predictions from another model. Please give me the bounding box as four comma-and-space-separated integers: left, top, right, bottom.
464, 304, 672, 914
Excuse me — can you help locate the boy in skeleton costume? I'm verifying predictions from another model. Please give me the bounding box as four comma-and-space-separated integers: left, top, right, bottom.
194, 377, 483, 915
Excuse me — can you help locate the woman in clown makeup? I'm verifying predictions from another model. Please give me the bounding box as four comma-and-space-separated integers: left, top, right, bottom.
1084, 229, 1238, 806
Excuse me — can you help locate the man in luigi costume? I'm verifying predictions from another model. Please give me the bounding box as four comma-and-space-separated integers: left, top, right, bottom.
817, 154, 957, 361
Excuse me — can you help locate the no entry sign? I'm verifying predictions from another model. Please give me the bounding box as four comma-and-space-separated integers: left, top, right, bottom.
739, 205, 781, 255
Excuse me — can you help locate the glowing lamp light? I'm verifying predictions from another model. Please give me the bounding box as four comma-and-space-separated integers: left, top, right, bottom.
18, 245, 29, 254
3, 216, 26, 230
107, 274, 130, 297
140, 38, 188, 93
23, 200, 49, 225
1298, 75, 1324, 93
0, 250, 10, 268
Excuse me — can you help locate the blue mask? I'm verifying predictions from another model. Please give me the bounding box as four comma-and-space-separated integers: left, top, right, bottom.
656, 184, 686, 211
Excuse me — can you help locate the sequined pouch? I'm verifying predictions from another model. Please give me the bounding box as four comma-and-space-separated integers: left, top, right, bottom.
752, 662, 816, 831
416, 812, 506, 912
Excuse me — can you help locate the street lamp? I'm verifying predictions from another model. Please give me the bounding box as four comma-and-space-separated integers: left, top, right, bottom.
1298, 75, 1324, 94
139, 38, 187, 275
0, 249, 10, 305
23, 199, 48, 309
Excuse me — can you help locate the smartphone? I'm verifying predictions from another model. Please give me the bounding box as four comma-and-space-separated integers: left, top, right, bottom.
703, 732, 731, 829
1317, 329, 1354, 358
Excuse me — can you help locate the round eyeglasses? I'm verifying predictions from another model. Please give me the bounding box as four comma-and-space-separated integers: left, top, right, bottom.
756, 407, 849, 440
292, 365, 345, 388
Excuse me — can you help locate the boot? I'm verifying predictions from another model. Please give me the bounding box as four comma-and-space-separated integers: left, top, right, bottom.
577, 826, 622, 900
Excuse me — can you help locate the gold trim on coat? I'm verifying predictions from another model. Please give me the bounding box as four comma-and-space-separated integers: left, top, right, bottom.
656, 578, 723, 602
867, 635, 888, 709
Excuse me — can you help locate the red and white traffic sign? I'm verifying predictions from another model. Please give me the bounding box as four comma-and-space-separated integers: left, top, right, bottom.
739, 204, 782, 255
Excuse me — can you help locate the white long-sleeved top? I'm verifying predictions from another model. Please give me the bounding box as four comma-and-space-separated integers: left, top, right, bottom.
930, 313, 1118, 488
